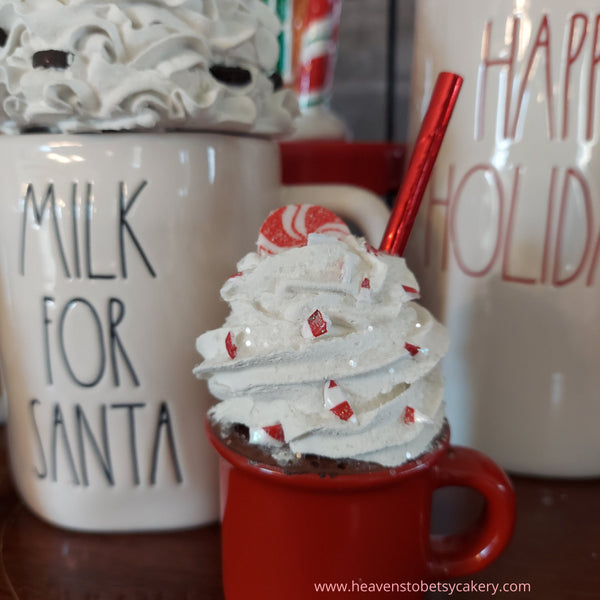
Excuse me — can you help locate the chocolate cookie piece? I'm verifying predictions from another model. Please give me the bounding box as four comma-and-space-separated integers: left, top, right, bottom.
32, 50, 72, 70
22, 126, 51, 133
209, 64, 252, 86
269, 72, 283, 91
0, 29, 7, 47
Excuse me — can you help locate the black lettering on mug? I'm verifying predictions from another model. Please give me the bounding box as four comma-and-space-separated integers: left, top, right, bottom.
58, 298, 106, 388
71, 182, 82, 279
110, 402, 145, 486
29, 399, 48, 479
42, 296, 55, 385
20, 183, 71, 277
75, 404, 114, 487
119, 180, 156, 278
150, 401, 183, 485
108, 298, 139, 387
51, 403, 80, 485
85, 182, 115, 280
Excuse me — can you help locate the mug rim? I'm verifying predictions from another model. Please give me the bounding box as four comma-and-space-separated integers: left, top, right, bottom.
0, 129, 275, 142
206, 417, 450, 491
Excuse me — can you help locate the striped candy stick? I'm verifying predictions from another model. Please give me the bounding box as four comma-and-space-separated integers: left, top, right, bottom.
261, 0, 293, 79
295, 0, 343, 109
261, 0, 343, 109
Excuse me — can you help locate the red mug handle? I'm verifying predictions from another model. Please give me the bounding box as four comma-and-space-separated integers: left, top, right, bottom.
428, 445, 516, 579
279, 140, 405, 196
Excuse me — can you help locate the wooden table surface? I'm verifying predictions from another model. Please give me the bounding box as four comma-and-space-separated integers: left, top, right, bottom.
0, 427, 597, 600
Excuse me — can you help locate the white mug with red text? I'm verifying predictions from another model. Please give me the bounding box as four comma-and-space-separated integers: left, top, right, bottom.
407, 0, 600, 477
0, 132, 389, 531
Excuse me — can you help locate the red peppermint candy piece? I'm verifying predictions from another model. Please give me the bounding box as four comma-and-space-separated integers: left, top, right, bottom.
404, 342, 420, 357
225, 332, 237, 359
257, 204, 350, 255
324, 380, 357, 423
401, 406, 433, 426
358, 277, 372, 301
263, 423, 285, 443
330, 401, 355, 422
302, 309, 330, 338
402, 285, 419, 297
365, 243, 379, 256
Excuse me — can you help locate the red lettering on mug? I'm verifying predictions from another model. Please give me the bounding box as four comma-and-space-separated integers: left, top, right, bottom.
423, 164, 599, 287
552, 168, 593, 286
501, 167, 536, 284
587, 228, 600, 286
563, 13, 588, 140
476, 17, 519, 140
541, 167, 558, 284
450, 164, 504, 278
511, 15, 554, 140
424, 165, 453, 269
587, 15, 600, 141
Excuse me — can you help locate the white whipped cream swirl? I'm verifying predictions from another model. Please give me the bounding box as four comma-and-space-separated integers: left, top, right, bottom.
0, 0, 297, 134
195, 234, 449, 468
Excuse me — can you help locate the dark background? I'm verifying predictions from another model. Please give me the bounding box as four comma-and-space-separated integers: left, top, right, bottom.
331, 0, 415, 141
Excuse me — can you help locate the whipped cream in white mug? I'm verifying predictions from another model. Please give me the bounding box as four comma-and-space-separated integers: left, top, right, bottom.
0, 0, 297, 134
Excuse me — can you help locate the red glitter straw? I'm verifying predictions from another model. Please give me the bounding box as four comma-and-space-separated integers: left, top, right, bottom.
379, 72, 463, 256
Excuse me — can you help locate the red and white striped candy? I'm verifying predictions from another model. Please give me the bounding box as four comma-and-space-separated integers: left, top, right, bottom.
250, 423, 286, 445
402, 405, 433, 426
358, 277, 372, 301
324, 380, 357, 423
257, 204, 350, 255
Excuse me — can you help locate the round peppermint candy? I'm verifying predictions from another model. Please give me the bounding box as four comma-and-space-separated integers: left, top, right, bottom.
257, 204, 350, 255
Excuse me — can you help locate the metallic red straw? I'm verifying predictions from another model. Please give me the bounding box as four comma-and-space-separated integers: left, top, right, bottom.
380, 72, 463, 256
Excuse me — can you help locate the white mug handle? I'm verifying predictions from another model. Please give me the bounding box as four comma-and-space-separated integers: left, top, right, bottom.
279, 184, 390, 247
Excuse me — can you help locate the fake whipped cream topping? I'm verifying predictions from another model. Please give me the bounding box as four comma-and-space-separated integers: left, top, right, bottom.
0, 0, 297, 134
195, 205, 449, 467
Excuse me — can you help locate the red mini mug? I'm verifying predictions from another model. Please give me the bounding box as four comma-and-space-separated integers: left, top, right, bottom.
207, 421, 516, 600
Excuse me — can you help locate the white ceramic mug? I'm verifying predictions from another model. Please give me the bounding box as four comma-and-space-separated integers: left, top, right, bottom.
0, 132, 389, 531
407, 0, 600, 477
